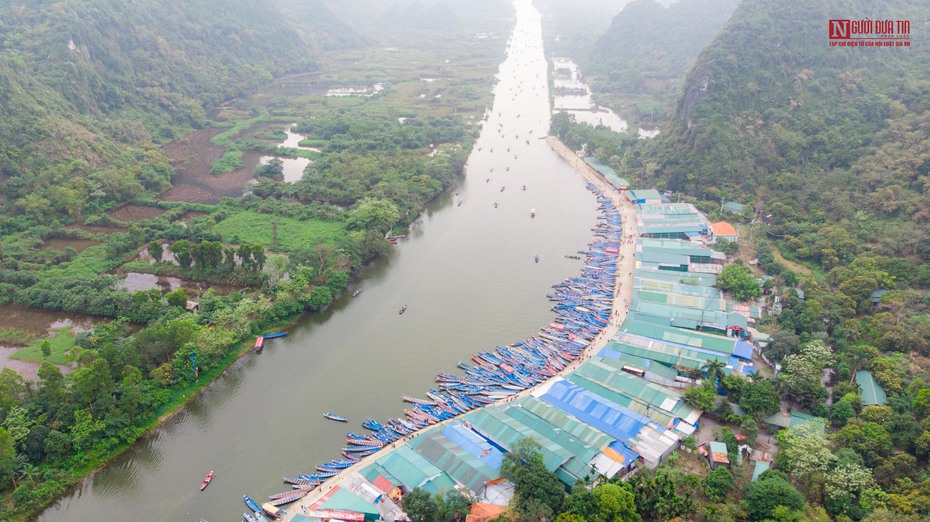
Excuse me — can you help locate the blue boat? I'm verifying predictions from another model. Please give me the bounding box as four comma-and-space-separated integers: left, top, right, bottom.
244, 494, 261, 513
262, 331, 288, 339
323, 412, 348, 422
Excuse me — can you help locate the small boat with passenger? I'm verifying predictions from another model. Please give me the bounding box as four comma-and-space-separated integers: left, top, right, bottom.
200, 470, 214, 491
399, 305, 408, 315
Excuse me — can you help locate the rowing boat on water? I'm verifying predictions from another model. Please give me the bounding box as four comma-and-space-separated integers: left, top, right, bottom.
262, 331, 288, 339
323, 412, 348, 422
200, 470, 214, 491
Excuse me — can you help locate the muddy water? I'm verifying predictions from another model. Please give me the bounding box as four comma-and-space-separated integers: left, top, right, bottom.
39, 2, 601, 520
257, 155, 312, 183
551, 57, 659, 138
160, 128, 259, 204
0, 303, 102, 338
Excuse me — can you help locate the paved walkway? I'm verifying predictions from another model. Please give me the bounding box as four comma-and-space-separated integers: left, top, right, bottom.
281, 138, 638, 520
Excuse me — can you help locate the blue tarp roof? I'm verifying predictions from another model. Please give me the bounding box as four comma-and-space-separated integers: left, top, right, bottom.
539, 379, 664, 443
441, 424, 505, 469
732, 340, 754, 361
608, 440, 640, 463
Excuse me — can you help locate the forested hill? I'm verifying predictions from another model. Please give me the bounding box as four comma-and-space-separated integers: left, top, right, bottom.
0, 0, 351, 229
634, 0, 930, 261
585, 0, 738, 123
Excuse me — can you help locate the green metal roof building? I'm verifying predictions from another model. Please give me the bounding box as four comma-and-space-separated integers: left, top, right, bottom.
406, 430, 500, 493
722, 201, 745, 213
584, 157, 630, 190
855, 370, 888, 406
572, 358, 700, 425
619, 318, 738, 354
366, 445, 458, 495
628, 189, 663, 204
635, 269, 720, 289
638, 238, 725, 265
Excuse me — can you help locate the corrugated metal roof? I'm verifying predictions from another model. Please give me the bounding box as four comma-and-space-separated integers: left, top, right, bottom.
629, 189, 662, 201
855, 370, 888, 406
751, 461, 770, 481
374, 445, 457, 495
619, 319, 737, 353
567, 373, 677, 429
465, 409, 571, 473
538, 378, 664, 444
574, 359, 698, 422
318, 488, 380, 516
407, 431, 499, 493
440, 424, 505, 469
516, 396, 615, 450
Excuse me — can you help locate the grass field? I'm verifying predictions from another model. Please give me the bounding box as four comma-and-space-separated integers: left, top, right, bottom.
13, 327, 77, 364
212, 212, 346, 251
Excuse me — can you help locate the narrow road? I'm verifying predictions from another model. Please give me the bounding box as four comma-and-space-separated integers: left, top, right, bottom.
281, 138, 639, 520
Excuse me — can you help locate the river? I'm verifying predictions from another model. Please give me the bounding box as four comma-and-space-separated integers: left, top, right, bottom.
38, 1, 597, 520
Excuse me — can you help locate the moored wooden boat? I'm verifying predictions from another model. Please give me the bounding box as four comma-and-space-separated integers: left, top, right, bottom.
323, 412, 348, 422
244, 494, 262, 513
253, 336, 264, 352
200, 470, 214, 491
262, 331, 288, 339
270, 486, 312, 500
262, 502, 286, 518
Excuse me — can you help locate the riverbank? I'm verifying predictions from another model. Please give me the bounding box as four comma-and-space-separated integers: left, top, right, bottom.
279, 136, 637, 519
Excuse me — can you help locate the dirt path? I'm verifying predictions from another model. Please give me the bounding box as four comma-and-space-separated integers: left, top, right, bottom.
280, 139, 638, 520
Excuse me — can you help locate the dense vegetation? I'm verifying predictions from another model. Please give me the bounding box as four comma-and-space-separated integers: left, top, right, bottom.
0, 0, 331, 235
0, 0, 509, 518
547, 0, 930, 520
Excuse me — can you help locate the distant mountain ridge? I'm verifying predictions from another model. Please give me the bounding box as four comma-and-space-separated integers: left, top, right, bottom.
583, 0, 738, 123
628, 0, 930, 261
0, 0, 356, 228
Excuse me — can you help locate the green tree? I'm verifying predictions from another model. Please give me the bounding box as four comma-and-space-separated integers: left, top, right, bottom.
44, 430, 71, 464
834, 422, 892, 467
703, 467, 734, 502
775, 422, 834, 487
148, 241, 163, 263
778, 340, 833, 407
702, 360, 727, 385
501, 438, 565, 520
740, 417, 759, 445
0, 427, 15, 486
716, 264, 762, 301
403, 488, 439, 522
307, 286, 333, 311
831, 399, 856, 426
346, 198, 401, 235
743, 474, 805, 521
171, 239, 193, 269
562, 484, 598, 520
69, 409, 106, 452
684, 382, 716, 411
592, 483, 639, 522
435, 490, 472, 522
40, 340, 51, 359
739, 379, 781, 419
165, 289, 188, 308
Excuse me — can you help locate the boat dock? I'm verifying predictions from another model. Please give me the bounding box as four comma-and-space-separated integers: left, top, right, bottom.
276, 138, 644, 521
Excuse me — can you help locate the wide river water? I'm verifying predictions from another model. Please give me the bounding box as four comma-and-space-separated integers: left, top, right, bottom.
38, 1, 598, 520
